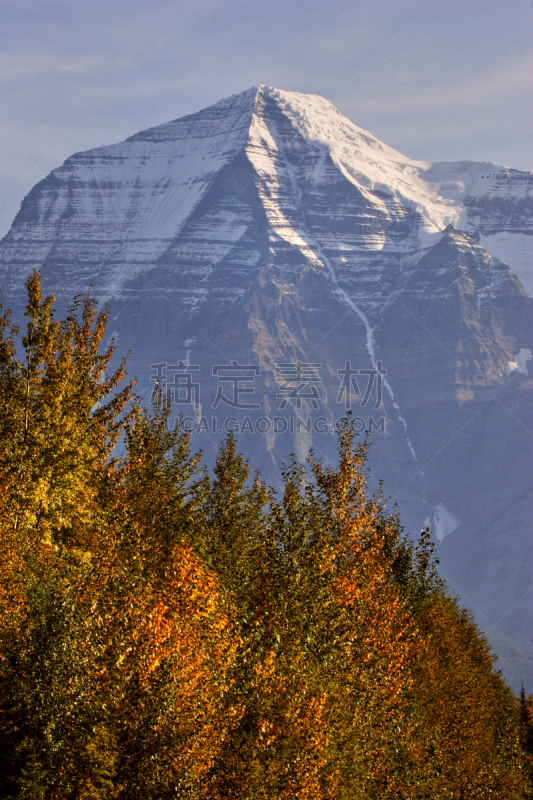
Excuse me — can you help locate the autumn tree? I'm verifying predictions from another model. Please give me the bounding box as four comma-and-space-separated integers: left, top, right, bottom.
0, 275, 239, 798
0, 276, 531, 799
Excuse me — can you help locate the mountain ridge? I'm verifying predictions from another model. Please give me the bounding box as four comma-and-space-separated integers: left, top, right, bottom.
3, 85, 532, 300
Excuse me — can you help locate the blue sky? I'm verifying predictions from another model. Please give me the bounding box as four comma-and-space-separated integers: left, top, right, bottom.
0, 0, 531, 237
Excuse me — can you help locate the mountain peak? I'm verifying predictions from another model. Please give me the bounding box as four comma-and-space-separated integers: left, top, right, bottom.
95, 86, 531, 252
4, 86, 532, 296
1, 85, 532, 691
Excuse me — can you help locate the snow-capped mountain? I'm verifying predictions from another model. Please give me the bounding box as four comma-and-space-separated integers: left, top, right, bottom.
0, 86, 531, 690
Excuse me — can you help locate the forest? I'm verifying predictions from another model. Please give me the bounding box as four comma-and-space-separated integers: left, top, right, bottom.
0, 271, 532, 798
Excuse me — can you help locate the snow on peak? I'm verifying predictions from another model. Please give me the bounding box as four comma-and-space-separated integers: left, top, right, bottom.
261, 88, 469, 234
209, 86, 468, 235
242, 87, 532, 277
3, 85, 531, 298
60, 85, 529, 249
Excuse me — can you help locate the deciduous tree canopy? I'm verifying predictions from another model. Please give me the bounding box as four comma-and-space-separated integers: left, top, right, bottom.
0, 273, 531, 798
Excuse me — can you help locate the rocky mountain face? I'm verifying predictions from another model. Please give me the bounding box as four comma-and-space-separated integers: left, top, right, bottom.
0, 86, 531, 690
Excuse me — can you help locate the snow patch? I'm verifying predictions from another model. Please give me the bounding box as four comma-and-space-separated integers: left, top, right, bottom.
505, 348, 532, 375
433, 503, 459, 542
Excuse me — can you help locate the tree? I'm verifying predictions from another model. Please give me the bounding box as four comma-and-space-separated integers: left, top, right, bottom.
0, 276, 239, 798
0, 277, 531, 798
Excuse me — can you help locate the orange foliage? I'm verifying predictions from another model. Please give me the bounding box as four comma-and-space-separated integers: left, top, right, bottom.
0, 276, 530, 798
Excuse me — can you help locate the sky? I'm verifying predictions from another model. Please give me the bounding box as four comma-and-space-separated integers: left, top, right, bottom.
0, 0, 531, 238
